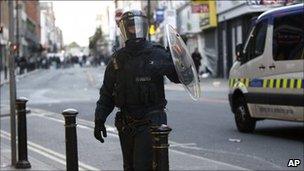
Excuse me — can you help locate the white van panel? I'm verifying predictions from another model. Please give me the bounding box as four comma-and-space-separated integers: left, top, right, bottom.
248, 103, 304, 121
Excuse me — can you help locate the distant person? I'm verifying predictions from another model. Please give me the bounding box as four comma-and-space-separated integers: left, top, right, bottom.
18, 56, 27, 74
191, 48, 202, 73
82, 55, 87, 65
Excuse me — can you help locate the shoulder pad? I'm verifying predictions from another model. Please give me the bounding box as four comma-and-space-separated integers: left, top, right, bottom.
112, 57, 119, 70
151, 42, 170, 52
111, 47, 126, 70
151, 42, 165, 49
112, 48, 126, 59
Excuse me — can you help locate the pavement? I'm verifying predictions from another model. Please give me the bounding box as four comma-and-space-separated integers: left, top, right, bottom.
1, 143, 59, 171
0, 69, 15, 86
0, 108, 246, 170
0, 70, 8, 85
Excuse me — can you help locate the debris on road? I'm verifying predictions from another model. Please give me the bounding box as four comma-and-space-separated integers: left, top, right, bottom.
228, 138, 242, 143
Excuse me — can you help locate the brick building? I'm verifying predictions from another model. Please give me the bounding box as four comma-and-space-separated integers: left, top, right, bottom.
0, 0, 10, 75
25, 0, 41, 41
24, 0, 41, 55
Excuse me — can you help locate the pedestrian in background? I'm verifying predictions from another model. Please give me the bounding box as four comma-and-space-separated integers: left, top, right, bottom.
191, 48, 202, 74
18, 56, 27, 74
94, 10, 180, 170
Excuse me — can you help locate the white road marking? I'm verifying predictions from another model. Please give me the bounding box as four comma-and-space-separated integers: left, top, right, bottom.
170, 149, 247, 170
0, 130, 99, 170
1, 132, 66, 168
170, 142, 203, 150
29, 89, 61, 104
165, 84, 184, 91
169, 138, 281, 169
199, 97, 228, 104
212, 81, 221, 87
31, 113, 119, 138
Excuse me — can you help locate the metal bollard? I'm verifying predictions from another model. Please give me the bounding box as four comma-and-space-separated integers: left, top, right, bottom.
150, 124, 172, 171
62, 109, 79, 171
15, 97, 31, 169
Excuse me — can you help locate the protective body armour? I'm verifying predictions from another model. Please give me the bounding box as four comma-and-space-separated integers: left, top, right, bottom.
112, 44, 167, 113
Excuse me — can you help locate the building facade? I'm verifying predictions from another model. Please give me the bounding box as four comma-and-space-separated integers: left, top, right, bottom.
175, 1, 218, 76
0, 0, 10, 75
216, 0, 299, 78
1, 0, 63, 75
24, 0, 41, 56
199, 1, 218, 77
54, 26, 63, 51
95, 4, 116, 58
153, 0, 301, 78
173, 1, 217, 76
154, 1, 186, 46
40, 2, 62, 53
176, 2, 201, 55
0, 0, 41, 74
177, 0, 301, 78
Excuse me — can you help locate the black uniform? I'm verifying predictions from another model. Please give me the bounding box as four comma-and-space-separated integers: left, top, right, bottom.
94, 39, 179, 170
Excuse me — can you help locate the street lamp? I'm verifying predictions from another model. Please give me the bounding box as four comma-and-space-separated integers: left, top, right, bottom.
8, 0, 17, 166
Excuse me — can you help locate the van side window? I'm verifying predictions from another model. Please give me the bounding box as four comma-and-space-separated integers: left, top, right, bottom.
273, 13, 304, 61
243, 19, 268, 62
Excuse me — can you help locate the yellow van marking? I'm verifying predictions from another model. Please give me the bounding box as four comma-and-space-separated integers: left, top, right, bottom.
229, 78, 303, 89
296, 79, 302, 89
269, 79, 274, 88
245, 79, 249, 87
263, 79, 267, 88
290, 79, 295, 89
283, 79, 288, 89
276, 79, 281, 89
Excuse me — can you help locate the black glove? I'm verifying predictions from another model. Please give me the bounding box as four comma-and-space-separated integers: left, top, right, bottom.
94, 119, 107, 143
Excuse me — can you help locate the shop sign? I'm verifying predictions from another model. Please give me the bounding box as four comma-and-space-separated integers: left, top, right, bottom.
191, 0, 217, 30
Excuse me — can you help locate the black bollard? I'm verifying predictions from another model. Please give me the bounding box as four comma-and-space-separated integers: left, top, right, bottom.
15, 97, 31, 169
150, 124, 172, 171
62, 109, 79, 171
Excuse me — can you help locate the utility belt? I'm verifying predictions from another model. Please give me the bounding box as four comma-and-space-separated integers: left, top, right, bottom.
115, 109, 164, 136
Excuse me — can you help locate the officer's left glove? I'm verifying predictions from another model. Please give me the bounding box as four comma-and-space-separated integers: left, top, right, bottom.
94, 119, 107, 143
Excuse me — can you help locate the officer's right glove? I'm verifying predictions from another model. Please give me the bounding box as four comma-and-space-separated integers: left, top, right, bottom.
94, 119, 107, 143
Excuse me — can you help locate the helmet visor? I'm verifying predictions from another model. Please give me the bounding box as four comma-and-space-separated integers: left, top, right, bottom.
118, 16, 148, 41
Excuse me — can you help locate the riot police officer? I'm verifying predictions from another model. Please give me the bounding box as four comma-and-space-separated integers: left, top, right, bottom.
94, 10, 179, 171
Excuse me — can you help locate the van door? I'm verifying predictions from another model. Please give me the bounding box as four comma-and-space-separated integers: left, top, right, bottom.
263, 11, 304, 121
241, 18, 271, 118
243, 18, 270, 79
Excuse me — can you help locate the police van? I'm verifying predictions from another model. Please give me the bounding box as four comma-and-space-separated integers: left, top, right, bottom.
228, 4, 304, 133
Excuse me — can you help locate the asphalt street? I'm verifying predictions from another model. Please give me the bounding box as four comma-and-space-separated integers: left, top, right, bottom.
1, 65, 303, 170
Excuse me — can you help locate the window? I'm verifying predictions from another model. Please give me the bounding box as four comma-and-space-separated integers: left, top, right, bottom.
243, 19, 268, 62
26, 19, 36, 33
273, 13, 304, 61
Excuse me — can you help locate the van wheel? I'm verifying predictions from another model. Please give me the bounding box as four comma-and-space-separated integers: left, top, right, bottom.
234, 97, 256, 133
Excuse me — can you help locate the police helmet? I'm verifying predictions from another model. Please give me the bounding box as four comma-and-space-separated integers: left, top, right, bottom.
118, 10, 148, 42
